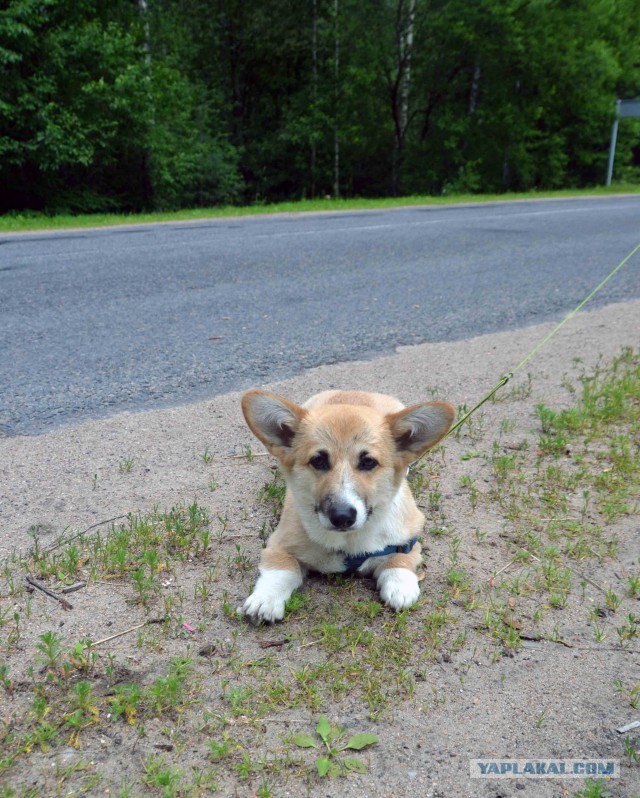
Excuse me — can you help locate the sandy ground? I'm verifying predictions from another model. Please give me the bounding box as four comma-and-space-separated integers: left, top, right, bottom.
1, 298, 639, 797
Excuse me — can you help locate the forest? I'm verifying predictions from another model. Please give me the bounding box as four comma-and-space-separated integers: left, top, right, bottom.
1, 0, 639, 215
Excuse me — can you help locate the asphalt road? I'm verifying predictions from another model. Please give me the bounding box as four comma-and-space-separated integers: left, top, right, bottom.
1, 196, 639, 436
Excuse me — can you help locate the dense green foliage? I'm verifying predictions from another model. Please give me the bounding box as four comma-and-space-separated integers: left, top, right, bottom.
1, 0, 639, 213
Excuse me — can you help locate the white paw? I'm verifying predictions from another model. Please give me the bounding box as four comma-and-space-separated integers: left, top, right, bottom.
242, 569, 302, 624
243, 591, 286, 624
378, 568, 420, 610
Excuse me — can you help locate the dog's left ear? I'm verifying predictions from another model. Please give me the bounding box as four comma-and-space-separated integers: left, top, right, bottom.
241, 390, 307, 459
387, 402, 455, 461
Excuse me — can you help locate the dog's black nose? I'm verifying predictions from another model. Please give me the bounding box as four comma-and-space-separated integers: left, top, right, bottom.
328, 503, 357, 530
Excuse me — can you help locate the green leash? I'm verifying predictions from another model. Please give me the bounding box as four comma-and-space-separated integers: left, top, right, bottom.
431, 238, 640, 449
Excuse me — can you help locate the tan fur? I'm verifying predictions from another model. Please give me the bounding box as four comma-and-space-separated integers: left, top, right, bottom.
241, 388, 455, 622
262, 545, 303, 574
377, 545, 423, 574
304, 389, 405, 414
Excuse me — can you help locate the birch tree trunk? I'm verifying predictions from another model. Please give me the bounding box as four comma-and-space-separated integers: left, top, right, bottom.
398, 0, 415, 139
138, 0, 153, 207
333, 0, 340, 198
311, 0, 318, 198
391, 0, 415, 195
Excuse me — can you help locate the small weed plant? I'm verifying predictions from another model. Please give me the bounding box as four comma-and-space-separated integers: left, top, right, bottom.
291, 715, 378, 777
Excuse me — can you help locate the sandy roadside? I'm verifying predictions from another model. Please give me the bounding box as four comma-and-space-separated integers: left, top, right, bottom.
1, 298, 639, 798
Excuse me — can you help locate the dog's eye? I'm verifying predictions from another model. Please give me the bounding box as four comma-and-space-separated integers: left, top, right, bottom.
358, 453, 379, 471
309, 451, 330, 471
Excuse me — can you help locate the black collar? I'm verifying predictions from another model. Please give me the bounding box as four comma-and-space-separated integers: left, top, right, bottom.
342, 537, 418, 574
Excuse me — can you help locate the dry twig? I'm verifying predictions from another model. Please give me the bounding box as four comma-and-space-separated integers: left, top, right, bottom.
25, 575, 73, 610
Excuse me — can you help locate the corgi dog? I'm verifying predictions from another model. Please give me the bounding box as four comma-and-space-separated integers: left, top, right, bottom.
240, 389, 455, 623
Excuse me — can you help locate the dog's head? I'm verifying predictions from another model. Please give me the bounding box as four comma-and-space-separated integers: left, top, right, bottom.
241, 390, 454, 534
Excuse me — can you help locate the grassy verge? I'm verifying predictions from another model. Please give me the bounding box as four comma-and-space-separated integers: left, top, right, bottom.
1, 184, 639, 233
0, 349, 638, 796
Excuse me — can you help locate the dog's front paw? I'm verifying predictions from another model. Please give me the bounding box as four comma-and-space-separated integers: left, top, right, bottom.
241, 568, 302, 624
378, 568, 420, 610
243, 591, 286, 624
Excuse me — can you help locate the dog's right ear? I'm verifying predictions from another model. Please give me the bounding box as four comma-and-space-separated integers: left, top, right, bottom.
241, 390, 307, 458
